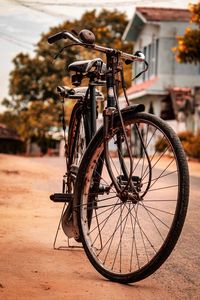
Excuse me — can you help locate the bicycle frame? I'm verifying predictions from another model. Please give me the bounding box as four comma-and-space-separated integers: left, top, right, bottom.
65, 78, 106, 193
49, 29, 148, 239
68, 82, 106, 148
66, 51, 142, 200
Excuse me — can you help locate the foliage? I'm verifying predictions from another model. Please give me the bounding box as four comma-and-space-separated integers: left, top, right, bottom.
178, 130, 194, 142
0, 111, 20, 131
155, 130, 200, 161
155, 137, 169, 153
173, 3, 200, 64
1, 9, 132, 151
178, 131, 200, 160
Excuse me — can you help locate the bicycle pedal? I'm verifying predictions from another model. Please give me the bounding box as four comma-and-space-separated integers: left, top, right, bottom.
50, 193, 74, 202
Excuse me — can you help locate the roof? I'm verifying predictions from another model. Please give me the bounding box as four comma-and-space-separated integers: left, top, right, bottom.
0, 124, 21, 140
123, 7, 191, 41
121, 77, 168, 101
137, 7, 191, 22
126, 77, 158, 96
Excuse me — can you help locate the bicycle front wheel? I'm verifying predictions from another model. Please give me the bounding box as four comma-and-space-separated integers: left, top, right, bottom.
75, 110, 189, 283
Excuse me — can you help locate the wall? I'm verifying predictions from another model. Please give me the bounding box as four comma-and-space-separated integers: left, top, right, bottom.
158, 21, 200, 89
133, 21, 200, 90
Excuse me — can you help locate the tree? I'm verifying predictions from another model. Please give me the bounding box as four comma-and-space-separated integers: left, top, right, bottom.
174, 3, 200, 64
2, 9, 132, 152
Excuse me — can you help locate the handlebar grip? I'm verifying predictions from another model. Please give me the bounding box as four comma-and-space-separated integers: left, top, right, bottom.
48, 31, 65, 44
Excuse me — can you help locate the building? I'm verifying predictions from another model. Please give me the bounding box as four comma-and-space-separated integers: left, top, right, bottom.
123, 7, 200, 133
0, 124, 23, 154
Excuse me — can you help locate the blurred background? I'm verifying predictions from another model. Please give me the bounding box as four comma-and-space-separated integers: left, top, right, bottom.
0, 3, 200, 298
0, 0, 199, 159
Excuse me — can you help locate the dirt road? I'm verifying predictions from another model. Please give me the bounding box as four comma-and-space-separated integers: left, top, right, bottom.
0, 154, 199, 300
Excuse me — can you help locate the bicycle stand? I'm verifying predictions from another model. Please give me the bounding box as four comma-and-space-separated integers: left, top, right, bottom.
53, 203, 83, 250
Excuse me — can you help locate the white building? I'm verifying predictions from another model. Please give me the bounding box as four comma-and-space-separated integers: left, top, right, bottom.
123, 7, 200, 133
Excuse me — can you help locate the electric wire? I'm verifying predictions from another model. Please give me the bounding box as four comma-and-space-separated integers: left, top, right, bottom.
18, 0, 178, 7
8, 0, 67, 17
0, 34, 33, 50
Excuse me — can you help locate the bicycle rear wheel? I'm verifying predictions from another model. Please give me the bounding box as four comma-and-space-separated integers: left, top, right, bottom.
62, 107, 86, 238
75, 110, 189, 283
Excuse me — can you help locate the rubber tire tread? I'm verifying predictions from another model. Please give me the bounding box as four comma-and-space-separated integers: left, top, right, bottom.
67, 102, 83, 166
74, 110, 189, 283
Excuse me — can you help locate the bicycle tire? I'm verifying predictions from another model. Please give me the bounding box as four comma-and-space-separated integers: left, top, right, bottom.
74, 108, 189, 283
67, 102, 85, 168
62, 102, 86, 238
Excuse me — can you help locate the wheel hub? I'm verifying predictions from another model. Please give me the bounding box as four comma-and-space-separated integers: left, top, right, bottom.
119, 191, 141, 204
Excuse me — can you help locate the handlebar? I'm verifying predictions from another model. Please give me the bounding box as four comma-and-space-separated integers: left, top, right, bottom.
47, 29, 146, 64
48, 31, 81, 44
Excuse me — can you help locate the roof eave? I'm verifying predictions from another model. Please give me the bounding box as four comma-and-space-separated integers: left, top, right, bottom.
124, 90, 168, 101
123, 11, 146, 42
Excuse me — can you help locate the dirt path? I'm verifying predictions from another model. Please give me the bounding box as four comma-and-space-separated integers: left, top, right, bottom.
0, 154, 199, 300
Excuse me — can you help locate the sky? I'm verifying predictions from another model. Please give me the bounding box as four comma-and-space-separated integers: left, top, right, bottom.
0, 0, 198, 112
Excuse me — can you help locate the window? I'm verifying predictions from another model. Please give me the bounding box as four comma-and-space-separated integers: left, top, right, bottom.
143, 46, 147, 81
155, 38, 159, 75
139, 38, 159, 81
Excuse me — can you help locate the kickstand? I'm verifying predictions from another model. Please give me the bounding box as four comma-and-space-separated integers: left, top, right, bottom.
53, 202, 82, 250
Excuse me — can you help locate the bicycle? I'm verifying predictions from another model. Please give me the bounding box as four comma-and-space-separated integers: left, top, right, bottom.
48, 29, 189, 283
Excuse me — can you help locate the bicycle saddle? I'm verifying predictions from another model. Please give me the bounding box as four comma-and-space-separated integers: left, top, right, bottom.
68, 58, 106, 74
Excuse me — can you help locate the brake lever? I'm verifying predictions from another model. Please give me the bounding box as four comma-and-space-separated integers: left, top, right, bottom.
52, 41, 95, 63
132, 60, 149, 81
52, 43, 82, 62
63, 31, 82, 44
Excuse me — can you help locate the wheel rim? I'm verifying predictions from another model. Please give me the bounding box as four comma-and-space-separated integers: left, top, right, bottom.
79, 116, 187, 279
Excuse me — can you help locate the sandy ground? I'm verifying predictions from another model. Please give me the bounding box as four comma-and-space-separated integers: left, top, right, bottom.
0, 154, 199, 300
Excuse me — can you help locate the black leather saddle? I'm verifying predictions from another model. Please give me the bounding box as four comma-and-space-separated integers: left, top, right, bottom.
68, 58, 106, 74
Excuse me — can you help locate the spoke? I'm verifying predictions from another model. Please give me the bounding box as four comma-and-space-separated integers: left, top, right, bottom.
129, 203, 139, 271
128, 205, 157, 254
97, 204, 136, 257
94, 157, 116, 194
96, 195, 119, 203
133, 204, 149, 262
140, 203, 175, 215
143, 199, 176, 202
140, 135, 165, 179
113, 135, 130, 180
101, 204, 127, 263
74, 195, 119, 209
94, 170, 115, 193
148, 184, 178, 192
91, 203, 121, 220
109, 152, 120, 177
142, 169, 177, 186
94, 208, 103, 249
132, 126, 157, 174
111, 205, 130, 271
120, 205, 122, 272
142, 143, 170, 181
149, 159, 176, 190
89, 199, 122, 239
139, 202, 165, 241
139, 203, 170, 229
88, 201, 122, 212
140, 124, 150, 179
